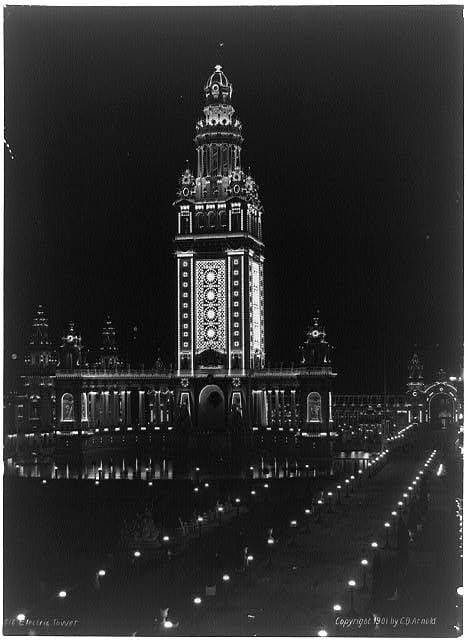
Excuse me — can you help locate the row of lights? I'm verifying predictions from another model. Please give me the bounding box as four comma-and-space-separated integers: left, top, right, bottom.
366, 449, 389, 476
316, 449, 438, 637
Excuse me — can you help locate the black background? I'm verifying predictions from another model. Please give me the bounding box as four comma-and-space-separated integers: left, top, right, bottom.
4, 5, 463, 392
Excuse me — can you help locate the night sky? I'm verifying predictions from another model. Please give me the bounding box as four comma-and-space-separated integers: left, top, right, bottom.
4, 5, 463, 393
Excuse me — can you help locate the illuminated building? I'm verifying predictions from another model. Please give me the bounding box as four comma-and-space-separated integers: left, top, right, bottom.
333, 353, 463, 436
4, 67, 462, 466
6, 67, 337, 461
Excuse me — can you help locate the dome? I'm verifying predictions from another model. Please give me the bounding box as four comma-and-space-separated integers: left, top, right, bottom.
205, 64, 230, 90
204, 65, 232, 103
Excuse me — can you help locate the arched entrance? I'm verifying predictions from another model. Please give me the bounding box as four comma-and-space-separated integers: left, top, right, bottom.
429, 393, 455, 427
198, 385, 225, 430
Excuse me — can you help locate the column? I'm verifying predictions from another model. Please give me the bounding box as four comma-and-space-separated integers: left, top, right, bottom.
139, 391, 145, 425
120, 391, 126, 425
291, 390, 296, 428
89, 392, 96, 427
267, 390, 273, 425
73, 389, 81, 431
112, 391, 119, 425
103, 391, 110, 427
126, 391, 131, 426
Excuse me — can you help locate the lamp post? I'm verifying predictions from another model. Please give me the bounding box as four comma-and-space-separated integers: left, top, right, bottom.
384, 522, 391, 549
290, 519, 298, 545
162, 535, 170, 561
327, 492, 333, 513
347, 580, 356, 614
391, 511, 398, 545
345, 479, 350, 498
317, 500, 323, 523
197, 516, 203, 538
336, 485, 342, 504
222, 574, 230, 607
217, 506, 224, 525
235, 497, 241, 517
357, 469, 363, 487
304, 508, 312, 532
397, 501, 404, 518
403, 493, 408, 511
360, 559, 369, 592
350, 475, 355, 493
267, 534, 275, 566
95, 568, 106, 590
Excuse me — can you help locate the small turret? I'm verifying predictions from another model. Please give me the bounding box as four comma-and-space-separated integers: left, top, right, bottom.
95, 316, 122, 369
300, 312, 331, 368
24, 305, 56, 368
408, 352, 424, 381
58, 321, 85, 370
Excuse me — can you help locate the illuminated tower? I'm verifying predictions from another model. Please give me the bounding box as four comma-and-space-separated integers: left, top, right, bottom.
174, 65, 265, 374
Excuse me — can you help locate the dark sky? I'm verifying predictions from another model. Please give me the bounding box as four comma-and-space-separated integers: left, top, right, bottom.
4, 5, 464, 393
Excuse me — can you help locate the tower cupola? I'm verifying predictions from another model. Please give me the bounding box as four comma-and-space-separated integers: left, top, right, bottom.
204, 64, 232, 105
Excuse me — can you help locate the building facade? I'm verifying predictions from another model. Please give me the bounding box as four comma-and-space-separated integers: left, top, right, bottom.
6, 67, 340, 463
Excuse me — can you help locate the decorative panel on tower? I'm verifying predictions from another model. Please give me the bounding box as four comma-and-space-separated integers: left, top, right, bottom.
177, 254, 194, 372
195, 259, 226, 355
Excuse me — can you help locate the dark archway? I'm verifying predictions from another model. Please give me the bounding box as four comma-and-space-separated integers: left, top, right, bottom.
198, 385, 225, 431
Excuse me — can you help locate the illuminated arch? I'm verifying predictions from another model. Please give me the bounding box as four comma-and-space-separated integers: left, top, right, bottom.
307, 392, 322, 423
425, 382, 458, 395
61, 393, 74, 422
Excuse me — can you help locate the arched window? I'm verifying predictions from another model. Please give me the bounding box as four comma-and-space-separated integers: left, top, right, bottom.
61, 393, 74, 422
307, 392, 322, 423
